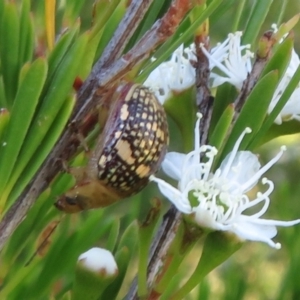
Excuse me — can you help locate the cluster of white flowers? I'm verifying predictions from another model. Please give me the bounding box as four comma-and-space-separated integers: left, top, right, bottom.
144, 28, 300, 249
199, 31, 253, 89
144, 45, 196, 104
150, 114, 300, 248
145, 29, 300, 124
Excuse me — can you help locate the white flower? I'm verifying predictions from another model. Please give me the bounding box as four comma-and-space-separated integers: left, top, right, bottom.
268, 49, 300, 124
200, 32, 253, 90
266, 24, 300, 124
78, 247, 118, 276
144, 44, 196, 104
150, 114, 300, 249
144, 32, 253, 103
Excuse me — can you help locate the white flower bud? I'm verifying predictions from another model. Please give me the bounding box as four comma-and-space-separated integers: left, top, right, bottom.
78, 247, 118, 277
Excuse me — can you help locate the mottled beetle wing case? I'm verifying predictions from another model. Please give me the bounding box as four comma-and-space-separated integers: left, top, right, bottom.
56, 82, 169, 212
95, 83, 169, 197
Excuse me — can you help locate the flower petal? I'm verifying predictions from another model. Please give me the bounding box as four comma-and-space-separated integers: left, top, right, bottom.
162, 152, 187, 181
230, 218, 280, 248
219, 151, 260, 192
150, 175, 192, 213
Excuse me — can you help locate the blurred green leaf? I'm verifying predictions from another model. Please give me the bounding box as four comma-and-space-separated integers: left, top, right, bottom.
231, 0, 247, 32
44, 25, 80, 95
94, 0, 127, 61
6, 94, 76, 206
106, 218, 120, 252
0, 108, 9, 141
92, 0, 120, 39
209, 83, 237, 135
2, 33, 88, 207
101, 246, 131, 299
250, 65, 300, 148
242, 0, 273, 47
0, 77, 6, 107
19, 0, 34, 65
1, 189, 52, 265
137, 201, 161, 297
78, 30, 103, 79
164, 87, 197, 152
0, 58, 48, 207
169, 232, 242, 300
219, 71, 278, 163
64, 0, 86, 24
209, 104, 234, 151
0, 2, 20, 105
101, 221, 139, 299
260, 35, 294, 80
26, 211, 115, 299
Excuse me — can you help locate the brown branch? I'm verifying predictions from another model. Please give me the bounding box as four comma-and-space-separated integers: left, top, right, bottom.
194, 35, 213, 145
76, 0, 155, 113
0, 0, 191, 252
126, 207, 181, 300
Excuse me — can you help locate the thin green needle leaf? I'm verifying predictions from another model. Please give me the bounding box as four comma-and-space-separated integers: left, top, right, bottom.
94, 0, 126, 61
19, 0, 33, 65
105, 219, 120, 252
0, 3, 20, 105
101, 247, 131, 300
91, 0, 120, 40
4, 34, 88, 204
1, 188, 51, 265
242, 0, 273, 47
0, 108, 9, 142
0, 0, 4, 30
231, 0, 246, 32
169, 232, 242, 300
0, 77, 7, 108
136, 201, 161, 297
260, 36, 294, 80
0, 254, 41, 299
260, 120, 300, 146
5, 95, 76, 207
64, 0, 86, 24
43, 25, 79, 95
102, 221, 138, 299
276, 0, 289, 25
0, 58, 48, 203
219, 71, 278, 163
23, 15, 34, 64
78, 30, 103, 80
249, 65, 300, 149
209, 104, 234, 151
209, 83, 237, 135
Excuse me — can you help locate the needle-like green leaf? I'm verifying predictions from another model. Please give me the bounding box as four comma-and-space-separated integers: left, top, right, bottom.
2, 33, 88, 206
0, 58, 48, 203
5, 95, 76, 207
0, 3, 20, 105
219, 71, 278, 163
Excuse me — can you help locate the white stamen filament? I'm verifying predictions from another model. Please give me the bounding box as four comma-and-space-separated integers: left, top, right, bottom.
240, 146, 286, 191
221, 128, 252, 178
